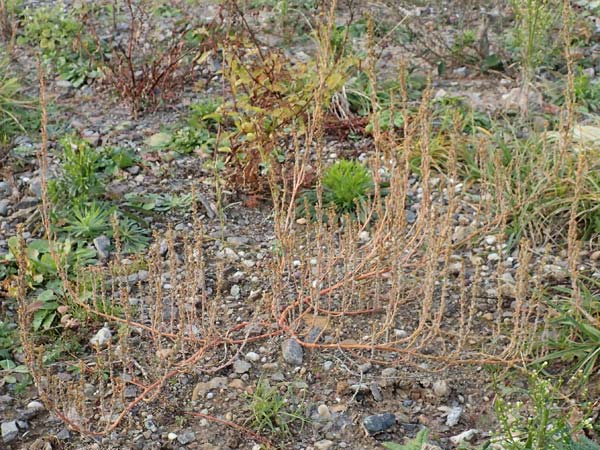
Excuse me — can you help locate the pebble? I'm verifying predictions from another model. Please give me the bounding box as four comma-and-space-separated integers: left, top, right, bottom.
317, 404, 331, 420
362, 413, 396, 435
358, 362, 372, 374
27, 400, 44, 410
0, 181, 10, 197
90, 324, 112, 347
56, 428, 70, 440
281, 338, 304, 366
0, 200, 10, 217
323, 360, 333, 371
167, 432, 178, 441
245, 352, 260, 362
433, 380, 450, 397
314, 440, 334, 450
484, 235, 497, 245
448, 262, 463, 275
143, 416, 158, 432
381, 368, 397, 377
591, 250, 600, 261
446, 406, 463, 427
233, 359, 251, 374
29, 177, 42, 198
1, 421, 18, 443
394, 329, 408, 338
230, 284, 241, 299
487, 253, 500, 262
370, 382, 384, 401
93, 235, 111, 260
177, 431, 196, 445
450, 429, 478, 445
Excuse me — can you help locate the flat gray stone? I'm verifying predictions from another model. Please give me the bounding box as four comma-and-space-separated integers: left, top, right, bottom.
177, 431, 196, 445
2, 420, 18, 443
233, 359, 251, 374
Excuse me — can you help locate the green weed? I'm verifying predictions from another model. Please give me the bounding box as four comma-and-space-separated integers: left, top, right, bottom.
245, 379, 308, 437
18, 4, 99, 87
296, 159, 376, 222
492, 368, 594, 450
0, 54, 36, 148
383, 428, 430, 450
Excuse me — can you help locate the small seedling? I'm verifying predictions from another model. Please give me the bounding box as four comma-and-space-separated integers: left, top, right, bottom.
245, 379, 307, 437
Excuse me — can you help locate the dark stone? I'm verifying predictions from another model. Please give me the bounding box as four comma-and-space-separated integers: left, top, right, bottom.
363, 413, 396, 435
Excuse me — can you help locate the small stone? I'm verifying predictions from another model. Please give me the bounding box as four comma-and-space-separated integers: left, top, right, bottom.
362, 413, 396, 435
82, 129, 101, 147
233, 359, 251, 374
381, 368, 397, 377
501, 272, 515, 284
591, 251, 600, 261
271, 372, 285, 381
1, 421, 18, 443
405, 210, 417, 224
450, 429, 478, 445
484, 235, 497, 245
281, 338, 303, 366
544, 264, 568, 282
230, 284, 241, 299
358, 362, 372, 374
144, 416, 158, 432
167, 432, 178, 441
432, 380, 450, 397
394, 329, 408, 338
126, 165, 140, 175
177, 431, 196, 445
314, 439, 334, 450
370, 382, 384, 401
323, 360, 333, 370
0, 181, 10, 197
0, 199, 9, 217
93, 235, 111, 260
245, 352, 260, 362
26, 401, 44, 414
448, 262, 463, 275
56, 428, 70, 440
90, 324, 112, 347
358, 231, 370, 242
56, 79, 73, 89
487, 253, 500, 262
482, 313, 494, 321
446, 406, 463, 427
317, 404, 331, 420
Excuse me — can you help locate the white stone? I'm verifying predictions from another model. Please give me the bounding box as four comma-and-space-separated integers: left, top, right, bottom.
245, 352, 260, 362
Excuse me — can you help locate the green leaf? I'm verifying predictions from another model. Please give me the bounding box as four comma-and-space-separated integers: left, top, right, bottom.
32, 310, 48, 331
13, 365, 29, 374
3, 375, 17, 384
146, 132, 172, 148
0, 359, 16, 370
41, 312, 56, 330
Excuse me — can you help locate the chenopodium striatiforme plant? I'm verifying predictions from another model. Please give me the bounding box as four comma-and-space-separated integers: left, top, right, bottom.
297, 159, 376, 223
